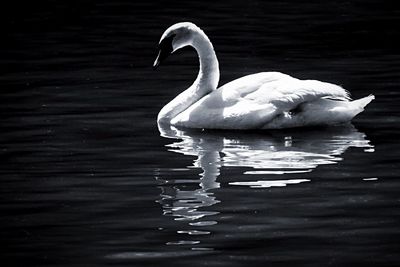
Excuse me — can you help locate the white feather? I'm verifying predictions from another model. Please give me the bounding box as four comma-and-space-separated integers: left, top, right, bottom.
156, 22, 374, 130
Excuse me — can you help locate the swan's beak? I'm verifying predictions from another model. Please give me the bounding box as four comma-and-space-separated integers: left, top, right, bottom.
153, 47, 171, 70
153, 50, 162, 69
153, 34, 175, 70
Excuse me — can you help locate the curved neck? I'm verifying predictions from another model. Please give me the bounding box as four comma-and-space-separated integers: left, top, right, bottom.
192, 30, 220, 91
158, 28, 220, 124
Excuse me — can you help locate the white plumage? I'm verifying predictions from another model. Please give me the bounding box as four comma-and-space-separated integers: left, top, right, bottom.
154, 22, 374, 130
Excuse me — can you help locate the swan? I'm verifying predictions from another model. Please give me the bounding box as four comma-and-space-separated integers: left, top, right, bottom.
153, 22, 374, 130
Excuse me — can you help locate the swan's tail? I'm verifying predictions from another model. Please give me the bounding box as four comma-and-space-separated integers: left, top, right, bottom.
351, 94, 375, 114
262, 95, 374, 129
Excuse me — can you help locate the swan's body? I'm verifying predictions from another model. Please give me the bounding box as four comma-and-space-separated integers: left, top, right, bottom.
154, 22, 374, 130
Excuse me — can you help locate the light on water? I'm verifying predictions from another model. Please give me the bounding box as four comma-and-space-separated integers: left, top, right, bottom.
243, 170, 312, 174
229, 179, 311, 188
363, 177, 379, 181
177, 230, 211, 235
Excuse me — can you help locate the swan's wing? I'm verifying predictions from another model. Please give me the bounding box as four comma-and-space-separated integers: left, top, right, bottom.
214, 72, 349, 107
244, 78, 351, 109
171, 72, 350, 129
218, 72, 294, 97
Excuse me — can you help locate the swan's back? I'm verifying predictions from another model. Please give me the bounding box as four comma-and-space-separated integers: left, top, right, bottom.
170, 72, 368, 129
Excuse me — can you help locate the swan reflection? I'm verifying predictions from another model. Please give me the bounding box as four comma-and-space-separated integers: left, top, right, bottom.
155, 133, 221, 223
159, 123, 373, 175
156, 123, 373, 244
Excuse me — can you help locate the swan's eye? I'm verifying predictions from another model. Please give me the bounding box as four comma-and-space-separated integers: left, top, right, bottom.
158, 34, 176, 52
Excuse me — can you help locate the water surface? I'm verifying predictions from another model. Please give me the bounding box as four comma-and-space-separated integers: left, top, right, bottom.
1, 1, 400, 266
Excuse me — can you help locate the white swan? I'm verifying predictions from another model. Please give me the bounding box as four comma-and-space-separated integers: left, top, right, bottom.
153, 22, 374, 130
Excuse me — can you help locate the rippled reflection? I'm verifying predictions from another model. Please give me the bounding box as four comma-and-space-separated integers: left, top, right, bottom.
160, 124, 373, 174
156, 123, 373, 245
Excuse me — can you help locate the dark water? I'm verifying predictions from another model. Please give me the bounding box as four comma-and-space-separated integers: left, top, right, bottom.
1, 1, 400, 266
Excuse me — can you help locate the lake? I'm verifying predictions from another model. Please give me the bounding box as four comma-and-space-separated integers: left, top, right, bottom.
1, 1, 400, 266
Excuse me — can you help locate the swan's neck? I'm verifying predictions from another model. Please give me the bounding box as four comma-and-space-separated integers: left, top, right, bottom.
158, 29, 220, 124
193, 31, 220, 91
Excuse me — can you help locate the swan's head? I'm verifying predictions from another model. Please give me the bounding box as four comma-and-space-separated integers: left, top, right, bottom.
153, 22, 200, 69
